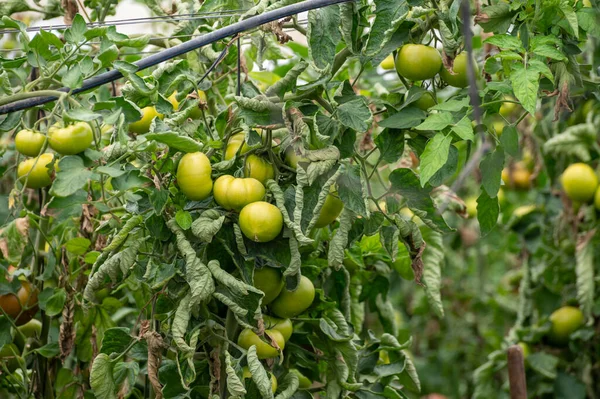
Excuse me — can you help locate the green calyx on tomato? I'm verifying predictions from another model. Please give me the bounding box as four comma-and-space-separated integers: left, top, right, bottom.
48, 122, 93, 155
314, 190, 344, 228
253, 267, 284, 305
561, 163, 598, 202
176, 152, 213, 201
262, 315, 293, 341
244, 154, 275, 185
395, 44, 442, 81
213, 175, 265, 212
440, 52, 477, 88
0, 279, 39, 326
15, 129, 46, 157
237, 328, 285, 359
549, 306, 584, 344
239, 201, 283, 243
242, 367, 278, 393
17, 153, 55, 189
270, 275, 315, 319
289, 368, 312, 389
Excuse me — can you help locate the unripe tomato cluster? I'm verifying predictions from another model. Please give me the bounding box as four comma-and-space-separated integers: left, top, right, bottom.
15, 121, 95, 189
237, 268, 315, 364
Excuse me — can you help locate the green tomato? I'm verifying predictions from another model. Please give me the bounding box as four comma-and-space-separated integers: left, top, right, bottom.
239, 201, 283, 243
284, 146, 305, 170
48, 122, 93, 155
380, 54, 395, 70
410, 91, 436, 111
289, 368, 312, 389
440, 52, 477, 88
224, 133, 250, 160
13, 319, 42, 351
263, 315, 293, 341
314, 191, 344, 228
395, 44, 442, 81
17, 153, 55, 189
0, 343, 21, 372
242, 367, 278, 393
213, 175, 265, 212
176, 152, 213, 201
465, 196, 477, 218
270, 276, 315, 318
253, 268, 284, 305
561, 163, 598, 202
549, 306, 584, 344
499, 97, 518, 117
129, 106, 163, 134
244, 154, 275, 185
237, 328, 285, 359
14, 129, 46, 157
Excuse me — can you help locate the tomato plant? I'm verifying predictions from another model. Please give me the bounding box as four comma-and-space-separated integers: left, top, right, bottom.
0, 0, 598, 398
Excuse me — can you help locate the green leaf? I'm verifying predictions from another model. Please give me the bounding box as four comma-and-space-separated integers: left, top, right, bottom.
560, 5, 579, 39
35, 342, 60, 358
144, 132, 203, 153
510, 64, 539, 115
307, 5, 341, 71
98, 44, 119, 67
480, 147, 504, 198
554, 372, 586, 399
66, 237, 91, 255
476, 191, 499, 236
247, 346, 274, 399
421, 228, 444, 318
50, 156, 94, 198
90, 353, 117, 399
375, 129, 405, 163
532, 44, 566, 61
337, 164, 368, 217
575, 231, 594, 320
63, 107, 102, 122
500, 125, 519, 157
483, 34, 524, 52
415, 112, 454, 131
578, 8, 600, 36
337, 98, 372, 133
62, 64, 83, 89
64, 14, 87, 43
364, 0, 409, 57
476, 3, 514, 32
44, 288, 66, 317
378, 107, 426, 129
527, 352, 558, 379
175, 210, 193, 230
388, 168, 451, 233
100, 327, 133, 355
452, 116, 474, 141
419, 134, 452, 187
191, 210, 225, 243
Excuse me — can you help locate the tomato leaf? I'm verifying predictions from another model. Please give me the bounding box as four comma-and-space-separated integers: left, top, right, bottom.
50, 156, 95, 198
364, 0, 409, 57
308, 5, 341, 72
510, 64, 539, 115
375, 129, 405, 163
90, 353, 117, 399
476, 191, 499, 236
378, 107, 426, 129
419, 133, 452, 187
480, 147, 505, 198
415, 112, 454, 131
336, 97, 373, 133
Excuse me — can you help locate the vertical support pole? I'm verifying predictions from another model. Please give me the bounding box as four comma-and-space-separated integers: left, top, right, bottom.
507, 345, 528, 399
236, 37, 241, 96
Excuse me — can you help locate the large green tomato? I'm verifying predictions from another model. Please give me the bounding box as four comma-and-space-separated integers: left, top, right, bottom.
129, 106, 163, 134
289, 369, 312, 389
176, 152, 213, 200
549, 306, 584, 344
213, 175, 265, 212
561, 163, 598, 202
253, 267, 284, 305
15, 129, 45, 157
263, 315, 293, 341
237, 328, 285, 359
239, 201, 283, 242
314, 191, 344, 228
395, 44, 442, 81
48, 122, 93, 155
244, 154, 275, 185
440, 52, 477, 88
270, 275, 315, 318
17, 153, 54, 189
242, 367, 278, 393
0, 280, 39, 326
0, 343, 21, 372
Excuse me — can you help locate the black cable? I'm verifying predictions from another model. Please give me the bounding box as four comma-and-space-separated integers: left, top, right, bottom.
0, 0, 352, 115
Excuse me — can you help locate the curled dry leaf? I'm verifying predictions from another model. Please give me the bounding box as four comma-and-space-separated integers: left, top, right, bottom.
144, 330, 167, 399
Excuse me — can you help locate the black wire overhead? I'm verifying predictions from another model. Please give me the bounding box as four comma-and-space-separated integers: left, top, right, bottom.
0, 0, 346, 115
